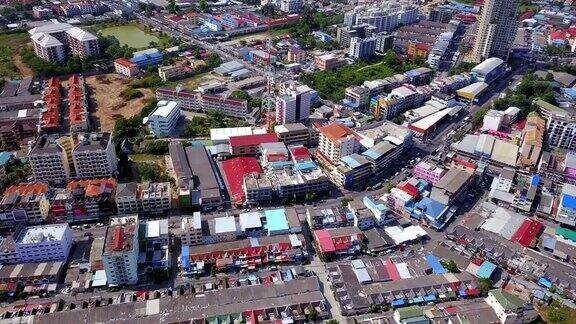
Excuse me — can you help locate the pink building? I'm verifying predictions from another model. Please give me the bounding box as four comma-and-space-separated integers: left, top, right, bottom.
414, 161, 445, 185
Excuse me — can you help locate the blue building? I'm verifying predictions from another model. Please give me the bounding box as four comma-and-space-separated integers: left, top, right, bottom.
312, 31, 334, 43
130, 48, 163, 67
411, 197, 454, 230
221, 14, 243, 29
204, 17, 223, 32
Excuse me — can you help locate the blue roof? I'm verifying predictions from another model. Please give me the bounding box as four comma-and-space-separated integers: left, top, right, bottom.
391, 299, 405, 306
270, 161, 293, 169
423, 295, 436, 302
416, 197, 448, 220
362, 149, 381, 160
295, 161, 316, 171
477, 261, 497, 279
541, 235, 556, 250
531, 174, 540, 186
363, 196, 387, 212
181, 245, 190, 269
0, 152, 12, 166
561, 193, 576, 209
425, 254, 448, 274
562, 88, 576, 98
538, 277, 552, 288
340, 155, 362, 168
265, 209, 289, 232
412, 297, 424, 304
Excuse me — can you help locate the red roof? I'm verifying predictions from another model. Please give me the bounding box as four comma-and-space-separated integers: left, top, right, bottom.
222, 157, 263, 204
229, 133, 278, 148
511, 219, 543, 248
550, 30, 568, 40
114, 58, 137, 68
520, 10, 534, 20
314, 229, 336, 253
453, 157, 477, 171
289, 146, 311, 161
385, 258, 401, 281
400, 183, 419, 197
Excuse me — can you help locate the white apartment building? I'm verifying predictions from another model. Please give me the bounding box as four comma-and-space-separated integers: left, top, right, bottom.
72, 133, 118, 179
29, 135, 71, 184
114, 58, 139, 78
31, 32, 66, 62
275, 86, 311, 125
115, 182, 139, 214
155, 88, 249, 118
15, 224, 72, 263
279, 0, 303, 13
536, 99, 576, 151
146, 100, 181, 137
65, 27, 100, 59
181, 212, 203, 246
317, 123, 360, 164
103, 215, 139, 285
345, 3, 419, 33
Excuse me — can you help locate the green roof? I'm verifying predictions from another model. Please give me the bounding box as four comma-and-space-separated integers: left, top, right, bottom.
397, 305, 424, 320
533, 99, 565, 113
556, 227, 576, 242
490, 289, 524, 311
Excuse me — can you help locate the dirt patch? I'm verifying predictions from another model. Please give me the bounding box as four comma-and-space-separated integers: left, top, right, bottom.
12, 52, 33, 78
86, 73, 154, 132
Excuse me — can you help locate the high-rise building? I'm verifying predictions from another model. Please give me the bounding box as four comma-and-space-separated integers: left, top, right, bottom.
344, 4, 418, 33
349, 37, 377, 59
72, 133, 118, 179
317, 123, 360, 164
472, 0, 520, 62
103, 215, 139, 285
275, 85, 311, 125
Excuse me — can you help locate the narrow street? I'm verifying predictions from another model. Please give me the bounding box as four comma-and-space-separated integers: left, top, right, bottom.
304, 256, 347, 323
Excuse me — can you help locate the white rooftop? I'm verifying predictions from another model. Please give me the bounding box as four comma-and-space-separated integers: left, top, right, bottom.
144, 219, 168, 238
238, 212, 263, 231
151, 100, 179, 118
214, 216, 237, 234
65, 26, 97, 41
31, 32, 63, 47
17, 224, 69, 244
28, 22, 73, 35
210, 127, 254, 142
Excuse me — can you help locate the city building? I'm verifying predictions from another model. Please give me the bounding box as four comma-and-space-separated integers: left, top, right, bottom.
29, 135, 72, 184
430, 168, 474, 205
72, 133, 118, 179
180, 212, 203, 246
115, 182, 172, 215
30, 32, 65, 62
345, 3, 419, 33
349, 37, 376, 59
156, 88, 249, 118
65, 27, 99, 59
50, 178, 117, 223
139, 219, 170, 271
0, 183, 51, 228
145, 100, 181, 137
429, 7, 454, 23
114, 58, 139, 78
158, 65, 188, 82
472, 0, 520, 61
557, 183, 576, 226
275, 85, 311, 125
279, 0, 303, 13
68, 75, 90, 133
535, 99, 576, 151
317, 123, 360, 164
314, 53, 346, 71
275, 123, 314, 146
485, 289, 537, 324
130, 48, 163, 68
229, 133, 278, 156
102, 215, 139, 285
414, 161, 445, 185
15, 224, 72, 263
471, 57, 506, 84
185, 145, 224, 208
287, 46, 306, 63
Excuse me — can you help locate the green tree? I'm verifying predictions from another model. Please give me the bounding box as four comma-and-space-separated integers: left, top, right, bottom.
205, 53, 222, 69
440, 260, 460, 273
144, 140, 169, 155
145, 3, 153, 17
199, 0, 208, 12
168, 0, 179, 13
260, 4, 276, 17
230, 90, 250, 100
478, 278, 493, 295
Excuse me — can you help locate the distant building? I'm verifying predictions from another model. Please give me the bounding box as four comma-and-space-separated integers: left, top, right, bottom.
349, 37, 376, 59
158, 65, 188, 82
279, 0, 303, 13
471, 57, 506, 84
114, 58, 139, 78
103, 215, 139, 285
72, 133, 118, 179
146, 100, 181, 137
472, 0, 520, 61
275, 85, 311, 125
287, 46, 306, 63
314, 53, 346, 71
31, 32, 66, 62
131, 48, 163, 68
429, 7, 453, 23
275, 122, 314, 146
28, 23, 99, 62
15, 224, 72, 263
534, 99, 576, 151
65, 27, 100, 59
115, 182, 172, 215
430, 168, 474, 205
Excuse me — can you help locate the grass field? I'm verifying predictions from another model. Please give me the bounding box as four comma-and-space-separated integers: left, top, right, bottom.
164, 71, 228, 91
0, 32, 33, 79
129, 154, 166, 164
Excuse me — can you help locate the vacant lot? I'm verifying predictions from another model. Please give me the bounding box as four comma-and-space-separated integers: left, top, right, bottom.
0, 32, 33, 79
86, 73, 155, 132
165, 72, 228, 91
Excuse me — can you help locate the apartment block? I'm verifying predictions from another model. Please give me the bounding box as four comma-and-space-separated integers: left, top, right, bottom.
414, 161, 445, 184
314, 53, 346, 71
317, 123, 360, 164
115, 182, 172, 215
146, 100, 181, 137
103, 215, 139, 285
50, 178, 117, 223
29, 135, 72, 184
31, 32, 65, 62
72, 133, 118, 179
275, 85, 311, 125
15, 224, 72, 263
158, 65, 188, 82
274, 123, 312, 146
65, 27, 100, 59
535, 99, 576, 151
156, 88, 249, 118
114, 58, 139, 78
